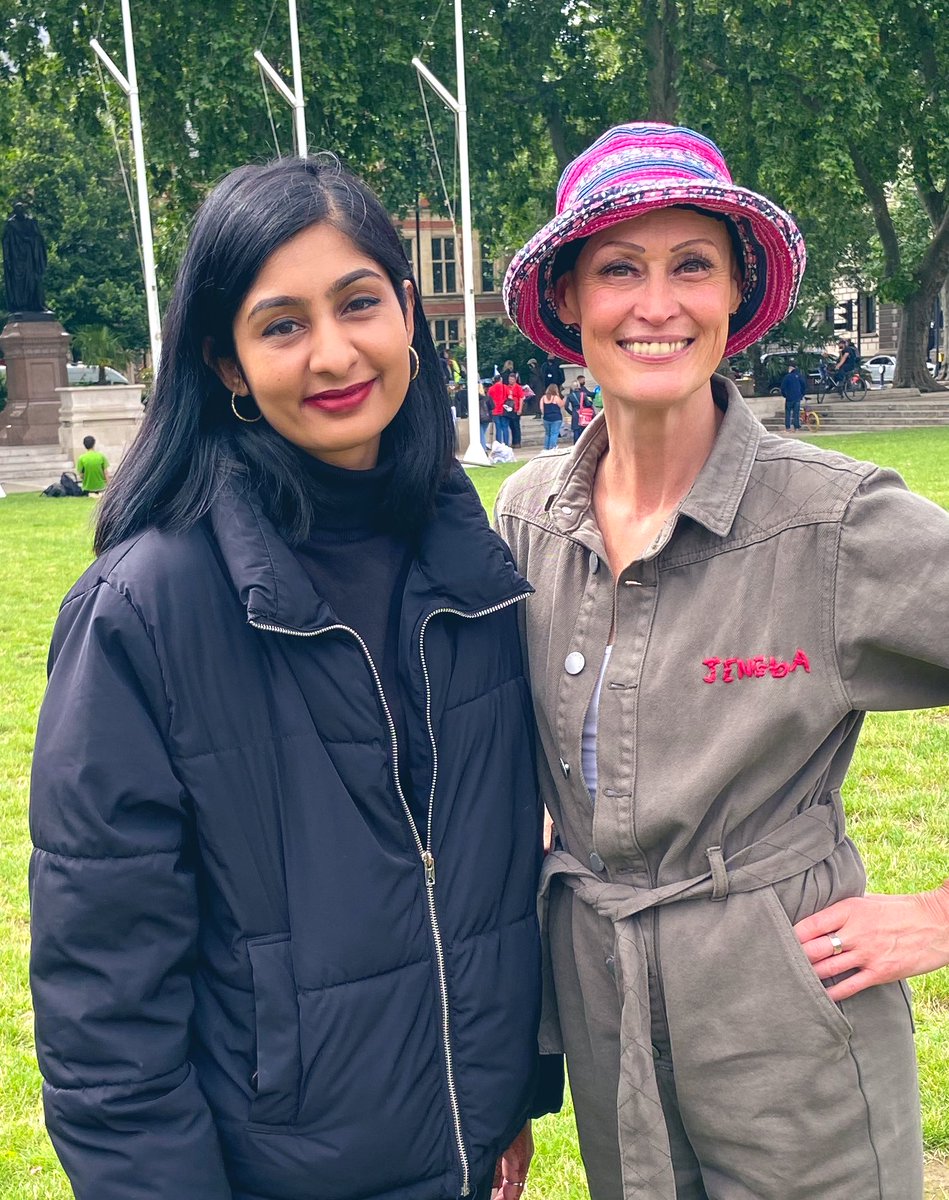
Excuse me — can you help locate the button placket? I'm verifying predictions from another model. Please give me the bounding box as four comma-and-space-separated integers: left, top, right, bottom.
595, 559, 659, 875
555, 537, 609, 794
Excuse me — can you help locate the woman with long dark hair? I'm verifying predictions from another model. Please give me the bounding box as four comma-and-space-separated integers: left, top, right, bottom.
30, 155, 556, 1200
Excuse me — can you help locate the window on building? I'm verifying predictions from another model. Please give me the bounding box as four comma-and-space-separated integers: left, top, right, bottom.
432, 237, 457, 294
480, 252, 496, 293
400, 236, 415, 273
431, 318, 460, 349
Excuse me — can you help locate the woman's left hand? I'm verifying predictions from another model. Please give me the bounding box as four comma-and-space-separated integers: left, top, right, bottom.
794, 882, 949, 1001
492, 1121, 534, 1199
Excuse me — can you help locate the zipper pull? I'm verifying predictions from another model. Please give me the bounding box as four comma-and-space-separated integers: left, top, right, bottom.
421, 850, 436, 887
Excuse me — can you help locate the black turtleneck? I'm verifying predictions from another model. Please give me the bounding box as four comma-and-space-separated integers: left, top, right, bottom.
292, 454, 416, 801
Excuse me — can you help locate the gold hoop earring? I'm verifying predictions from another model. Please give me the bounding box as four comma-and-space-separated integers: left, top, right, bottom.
408, 345, 420, 382
231, 392, 262, 423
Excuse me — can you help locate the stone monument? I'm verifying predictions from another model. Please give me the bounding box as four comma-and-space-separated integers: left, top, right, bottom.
0, 201, 70, 446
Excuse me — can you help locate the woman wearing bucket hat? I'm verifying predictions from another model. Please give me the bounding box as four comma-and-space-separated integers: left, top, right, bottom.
496, 123, 949, 1200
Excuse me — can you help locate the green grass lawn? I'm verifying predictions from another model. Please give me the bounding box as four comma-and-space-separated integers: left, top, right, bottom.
2, 429, 949, 1197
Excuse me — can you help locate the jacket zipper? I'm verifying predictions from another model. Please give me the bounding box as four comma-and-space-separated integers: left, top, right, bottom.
252, 589, 527, 1197
416, 592, 529, 1195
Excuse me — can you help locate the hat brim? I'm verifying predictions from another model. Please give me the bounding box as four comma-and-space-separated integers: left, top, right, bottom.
503, 182, 806, 363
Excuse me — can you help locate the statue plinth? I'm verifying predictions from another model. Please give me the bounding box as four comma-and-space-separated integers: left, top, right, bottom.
0, 317, 71, 446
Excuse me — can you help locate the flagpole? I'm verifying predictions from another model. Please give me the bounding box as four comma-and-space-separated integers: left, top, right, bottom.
254, 0, 307, 157
90, 0, 162, 376
412, 0, 488, 466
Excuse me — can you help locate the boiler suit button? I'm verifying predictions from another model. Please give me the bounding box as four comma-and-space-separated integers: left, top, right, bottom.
589, 551, 600, 574
589, 851, 606, 873
605, 955, 616, 978
560, 758, 570, 778
565, 651, 586, 675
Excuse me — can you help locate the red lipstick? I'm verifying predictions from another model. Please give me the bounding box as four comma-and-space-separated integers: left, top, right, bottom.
303, 379, 374, 413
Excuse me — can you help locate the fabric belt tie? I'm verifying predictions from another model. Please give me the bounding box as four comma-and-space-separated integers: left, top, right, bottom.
537, 795, 844, 1200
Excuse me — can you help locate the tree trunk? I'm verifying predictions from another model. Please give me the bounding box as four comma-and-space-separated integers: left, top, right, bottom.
643, 0, 680, 122
894, 287, 945, 391
940, 279, 949, 380
542, 92, 572, 172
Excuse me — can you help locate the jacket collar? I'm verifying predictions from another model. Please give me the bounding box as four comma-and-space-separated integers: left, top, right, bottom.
209, 465, 531, 632
545, 375, 761, 540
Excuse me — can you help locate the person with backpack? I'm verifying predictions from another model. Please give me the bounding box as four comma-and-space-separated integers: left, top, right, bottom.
833, 338, 858, 387
565, 375, 596, 443
75, 434, 109, 494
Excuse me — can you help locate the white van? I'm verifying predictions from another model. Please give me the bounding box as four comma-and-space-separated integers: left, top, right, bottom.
67, 363, 129, 384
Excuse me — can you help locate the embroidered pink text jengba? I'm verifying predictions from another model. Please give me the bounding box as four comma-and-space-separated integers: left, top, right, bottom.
702, 648, 811, 684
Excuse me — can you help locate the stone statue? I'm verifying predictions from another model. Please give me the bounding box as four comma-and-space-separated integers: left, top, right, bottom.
3, 201, 48, 314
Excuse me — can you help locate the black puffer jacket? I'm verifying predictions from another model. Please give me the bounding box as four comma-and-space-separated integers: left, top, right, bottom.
30, 468, 543, 1200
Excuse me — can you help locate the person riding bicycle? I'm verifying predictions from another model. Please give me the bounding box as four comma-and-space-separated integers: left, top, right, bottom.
834, 338, 858, 385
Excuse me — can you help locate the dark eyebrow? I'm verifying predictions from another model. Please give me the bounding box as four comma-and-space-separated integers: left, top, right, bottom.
329, 267, 384, 295
246, 268, 385, 320
247, 295, 303, 319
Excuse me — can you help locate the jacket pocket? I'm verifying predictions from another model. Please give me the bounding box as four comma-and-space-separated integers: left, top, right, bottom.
246, 934, 301, 1126
761, 886, 853, 1044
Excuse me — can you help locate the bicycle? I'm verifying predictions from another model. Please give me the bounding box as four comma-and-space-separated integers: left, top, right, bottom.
801, 394, 820, 431
815, 361, 868, 402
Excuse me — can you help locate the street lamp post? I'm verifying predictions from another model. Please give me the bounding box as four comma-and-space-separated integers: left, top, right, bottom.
412, 0, 489, 466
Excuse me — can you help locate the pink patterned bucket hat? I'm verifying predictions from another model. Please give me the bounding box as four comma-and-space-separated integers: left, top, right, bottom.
503, 123, 806, 362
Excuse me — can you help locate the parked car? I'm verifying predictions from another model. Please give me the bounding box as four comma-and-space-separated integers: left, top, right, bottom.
861, 354, 936, 385
67, 362, 129, 385
0, 363, 129, 385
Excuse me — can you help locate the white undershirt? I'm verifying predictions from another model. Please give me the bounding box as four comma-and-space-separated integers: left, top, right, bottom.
581, 644, 613, 798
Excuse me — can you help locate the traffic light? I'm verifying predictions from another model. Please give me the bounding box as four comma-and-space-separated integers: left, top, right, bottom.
834, 300, 854, 331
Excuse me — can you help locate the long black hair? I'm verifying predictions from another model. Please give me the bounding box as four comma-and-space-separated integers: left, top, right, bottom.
95, 156, 454, 554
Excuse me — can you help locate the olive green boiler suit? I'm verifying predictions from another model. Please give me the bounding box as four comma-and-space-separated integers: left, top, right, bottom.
496, 379, 949, 1200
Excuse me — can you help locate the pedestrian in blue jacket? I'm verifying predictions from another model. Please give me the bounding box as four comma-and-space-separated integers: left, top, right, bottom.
780, 360, 808, 430
29, 156, 560, 1200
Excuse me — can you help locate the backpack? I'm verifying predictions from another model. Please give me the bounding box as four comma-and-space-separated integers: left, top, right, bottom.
59, 472, 85, 497
577, 399, 595, 426
42, 482, 66, 497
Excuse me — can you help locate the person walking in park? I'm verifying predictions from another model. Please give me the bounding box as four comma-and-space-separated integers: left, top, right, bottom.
565, 374, 596, 443
780, 360, 807, 430
498, 121, 949, 1200
30, 155, 559, 1200
541, 382, 566, 449
487, 371, 510, 446
525, 357, 545, 416
75, 434, 109, 494
505, 369, 526, 448
478, 379, 494, 451
541, 351, 565, 393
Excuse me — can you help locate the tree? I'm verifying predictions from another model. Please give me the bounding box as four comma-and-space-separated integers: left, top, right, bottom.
73, 324, 129, 383
476, 319, 545, 379
669, 0, 949, 389
6, 0, 948, 393
0, 59, 149, 351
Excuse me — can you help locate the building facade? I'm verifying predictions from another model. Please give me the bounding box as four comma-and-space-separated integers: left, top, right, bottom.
393, 200, 509, 352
